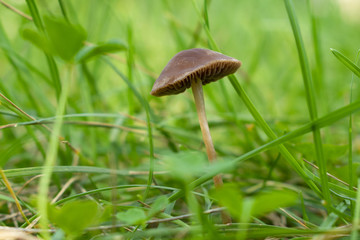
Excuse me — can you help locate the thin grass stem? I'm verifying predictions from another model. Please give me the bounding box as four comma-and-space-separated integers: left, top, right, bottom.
169, 97, 360, 202
350, 179, 360, 240
0, 169, 30, 224
347, 50, 360, 213
25, 0, 62, 99
37, 64, 71, 239
0, 0, 32, 20
58, 0, 69, 22
284, 0, 330, 208
103, 58, 154, 200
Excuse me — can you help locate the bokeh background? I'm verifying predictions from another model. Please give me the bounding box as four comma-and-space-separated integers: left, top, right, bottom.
1, 0, 360, 237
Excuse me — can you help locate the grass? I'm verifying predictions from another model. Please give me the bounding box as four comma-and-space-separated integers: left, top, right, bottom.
1, 0, 360, 239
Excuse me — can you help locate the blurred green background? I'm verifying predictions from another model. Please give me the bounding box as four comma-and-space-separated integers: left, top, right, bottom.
1, 0, 360, 238
1, 0, 360, 160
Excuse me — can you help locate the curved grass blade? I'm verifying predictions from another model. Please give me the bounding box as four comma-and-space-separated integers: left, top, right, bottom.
347, 50, 360, 213
331, 48, 360, 78
25, 0, 61, 99
103, 57, 154, 200
169, 98, 360, 202
3, 166, 166, 178
0, 169, 30, 224
37, 65, 71, 239
351, 179, 360, 240
75, 39, 127, 62
284, 0, 330, 208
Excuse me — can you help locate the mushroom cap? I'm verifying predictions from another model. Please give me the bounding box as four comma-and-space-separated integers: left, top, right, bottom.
150, 48, 241, 97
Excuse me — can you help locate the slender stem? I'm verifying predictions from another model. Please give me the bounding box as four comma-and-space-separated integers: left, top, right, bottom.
284, 0, 330, 209
0, 169, 30, 224
0, 0, 33, 20
191, 79, 221, 184
38, 64, 71, 239
191, 78, 231, 224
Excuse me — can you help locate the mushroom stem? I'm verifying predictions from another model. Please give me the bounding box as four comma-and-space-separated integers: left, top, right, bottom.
191, 78, 231, 224
191, 78, 223, 188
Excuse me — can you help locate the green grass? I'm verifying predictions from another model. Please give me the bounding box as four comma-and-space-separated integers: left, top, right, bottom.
1, 0, 360, 239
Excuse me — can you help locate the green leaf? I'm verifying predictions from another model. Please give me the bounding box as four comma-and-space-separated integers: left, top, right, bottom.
289, 143, 347, 163
212, 187, 297, 220
44, 16, 87, 61
22, 28, 50, 53
48, 200, 100, 238
331, 163, 359, 184
75, 39, 127, 62
250, 190, 298, 217
162, 151, 208, 182
211, 184, 243, 219
148, 195, 169, 217
116, 208, 147, 225
331, 48, 360, 78
51, 229, 65, 240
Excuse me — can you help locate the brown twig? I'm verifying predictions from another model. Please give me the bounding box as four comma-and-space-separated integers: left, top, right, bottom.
51, 176, 80, 204
64, 121, 147, 134
0, 0, 33, 20
16, 175, 43, 195
303, 158, 357, 190
279, 207, 308, 229
0, 169, 30, 225
7, 202, 18, 227
137, 200, 151, 208
0, 209, 31, 222
0, 92, 81, 156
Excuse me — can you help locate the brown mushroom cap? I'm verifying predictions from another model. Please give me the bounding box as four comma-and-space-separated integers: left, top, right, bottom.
150, 48, 241, 97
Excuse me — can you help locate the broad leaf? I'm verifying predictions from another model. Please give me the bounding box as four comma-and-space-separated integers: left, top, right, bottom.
22, 28, 50, 53
289, 142, 347, 163
148, 195, 169, 217
250, 190, 298, 217
48, 200, 101, 238
212, 186, 297, 220
44, 16, 87, 61
211, 184, 243, 219
116, 208, 147, 225
162, 151, 208, 182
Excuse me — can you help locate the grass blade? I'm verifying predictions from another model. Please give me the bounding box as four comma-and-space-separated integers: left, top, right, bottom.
37, 65, 71, 239
58, 0, 69, 22
308, 0, 324, 100
351, 179, 360, 240
284, 0, 330, 208
3, 166, 164, 178
0, 169, 30, 224
169, 96, 360, 202
103, 57, 155, 200
348, 51, 360, 214
25, 0, 62, 99
331, 49, 360, 78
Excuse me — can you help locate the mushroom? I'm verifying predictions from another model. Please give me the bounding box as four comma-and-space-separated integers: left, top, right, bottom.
151, 48, 241, 223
